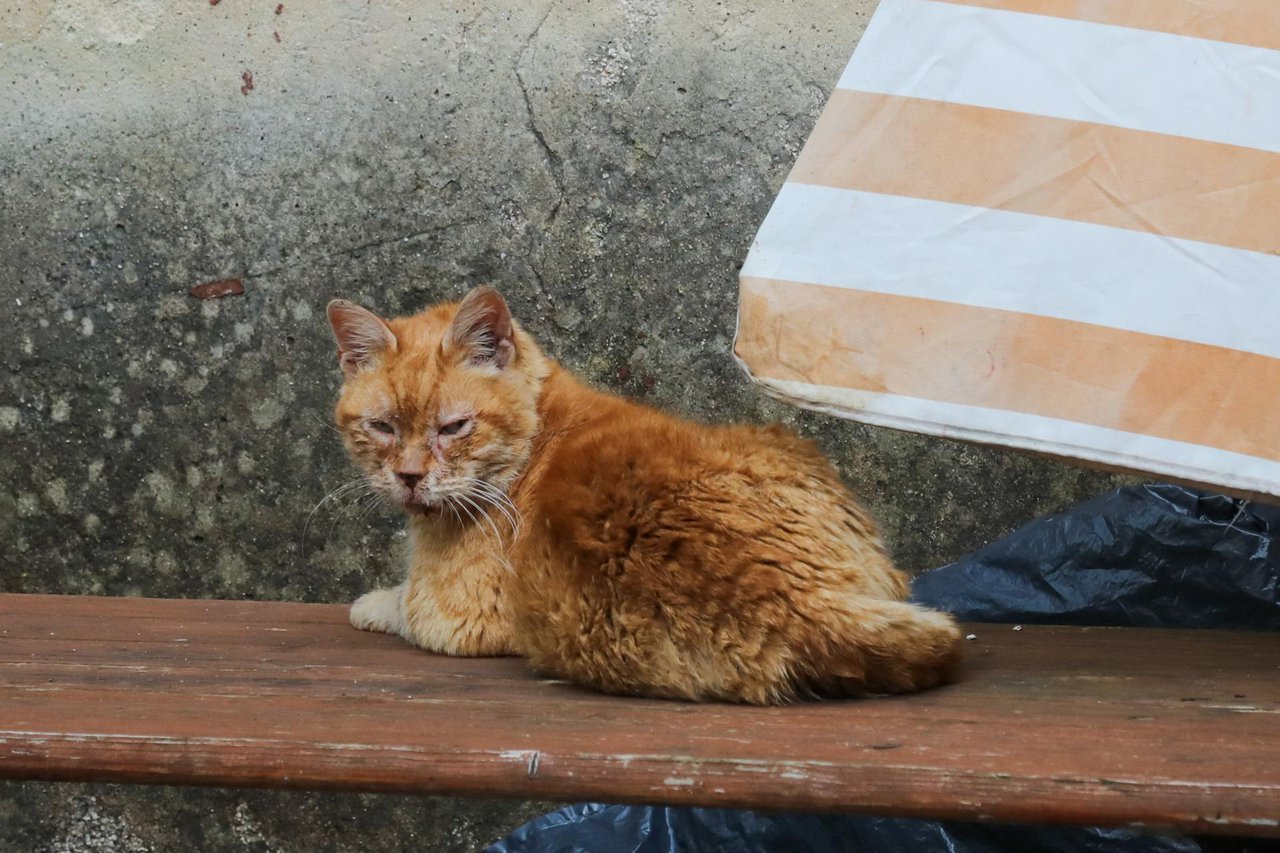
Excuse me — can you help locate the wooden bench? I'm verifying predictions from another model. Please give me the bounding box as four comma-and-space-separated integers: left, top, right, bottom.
1, 593, 1277, 838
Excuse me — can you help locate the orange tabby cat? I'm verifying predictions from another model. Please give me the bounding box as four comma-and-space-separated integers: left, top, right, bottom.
327, 286, 961, 703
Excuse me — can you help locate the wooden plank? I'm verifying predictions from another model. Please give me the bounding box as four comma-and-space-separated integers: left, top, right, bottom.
0, 594, 1277, 836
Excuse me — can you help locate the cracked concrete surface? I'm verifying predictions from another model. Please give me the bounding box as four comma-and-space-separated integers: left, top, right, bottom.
0, 0, 1128, 848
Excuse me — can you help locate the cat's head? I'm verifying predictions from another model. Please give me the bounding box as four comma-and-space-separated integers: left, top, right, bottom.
326, 286, 547, 519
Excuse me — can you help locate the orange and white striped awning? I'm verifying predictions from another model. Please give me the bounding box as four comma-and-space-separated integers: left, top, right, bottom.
734, 0, 1280, 499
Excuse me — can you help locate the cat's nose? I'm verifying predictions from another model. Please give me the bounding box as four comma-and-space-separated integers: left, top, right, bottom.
396, 472, 423, 491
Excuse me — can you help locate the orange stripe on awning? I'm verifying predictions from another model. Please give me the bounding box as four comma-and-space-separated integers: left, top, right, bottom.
790, 91, 1280, 257
736, 276, 1280, 462
932, 0, 1280, 52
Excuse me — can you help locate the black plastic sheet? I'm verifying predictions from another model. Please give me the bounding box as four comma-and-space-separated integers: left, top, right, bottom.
488, 485, 1280, 853
913, 485, 1280, 631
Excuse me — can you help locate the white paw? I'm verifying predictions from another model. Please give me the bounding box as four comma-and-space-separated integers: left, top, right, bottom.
349, 588, 402, 634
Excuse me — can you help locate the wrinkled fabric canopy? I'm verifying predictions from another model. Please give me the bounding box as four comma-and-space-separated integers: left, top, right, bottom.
734, 0, 1280, 500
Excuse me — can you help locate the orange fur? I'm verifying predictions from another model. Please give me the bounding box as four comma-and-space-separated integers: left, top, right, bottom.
329, 287, 961, 703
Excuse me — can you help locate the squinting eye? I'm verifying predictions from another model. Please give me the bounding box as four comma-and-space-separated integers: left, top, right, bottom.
369, 420, 396, 435
439, 418, 470, 437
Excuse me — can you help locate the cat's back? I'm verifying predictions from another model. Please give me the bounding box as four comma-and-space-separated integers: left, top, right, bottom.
525, 370, 888, 583
534, 369, 841, 503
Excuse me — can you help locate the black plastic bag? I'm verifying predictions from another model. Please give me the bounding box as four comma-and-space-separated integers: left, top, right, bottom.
488, 802, 1206, 853
913, 485, 1280, 631
488, 485, 1280, 853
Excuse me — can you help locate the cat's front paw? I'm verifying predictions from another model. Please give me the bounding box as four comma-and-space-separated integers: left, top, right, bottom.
349, 587, 404, 635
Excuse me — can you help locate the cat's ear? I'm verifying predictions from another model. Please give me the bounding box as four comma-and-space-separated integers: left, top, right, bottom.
445, 286, 515, 369
327, 299, 397, 377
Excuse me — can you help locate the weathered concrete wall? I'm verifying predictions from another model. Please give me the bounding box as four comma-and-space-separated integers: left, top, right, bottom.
0, 782, 552, 852
0, 0, 1127, 848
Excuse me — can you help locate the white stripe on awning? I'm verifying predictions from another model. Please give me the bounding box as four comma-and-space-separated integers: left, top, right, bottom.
838, 0, 1280, 154
738, 372, 1280, 497
744, 183, 1280, 359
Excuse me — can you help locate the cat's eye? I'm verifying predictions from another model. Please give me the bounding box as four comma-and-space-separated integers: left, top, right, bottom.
439, 418, 471, 437
369, 419, 396, 435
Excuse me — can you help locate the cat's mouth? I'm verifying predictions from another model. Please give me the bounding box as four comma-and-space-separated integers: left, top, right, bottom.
403, 497, 441, 516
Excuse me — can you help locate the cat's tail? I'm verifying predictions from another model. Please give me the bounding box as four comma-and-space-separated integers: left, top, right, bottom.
799, 595, 963, 698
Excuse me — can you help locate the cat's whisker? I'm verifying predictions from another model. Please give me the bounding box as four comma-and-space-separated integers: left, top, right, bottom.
443, 500, 465, 529
338, 490, 379, 532
474, 491, 515, 541
456, 491, 505, 549
307, 476, 368, 519
326, 486, 379, 543
478, 499, 518, 537
308, 411, 343, 437
303, 476, 374, 549
448, 495, 481, 532
470, 477, 521, 522
357, 491, 386, 523
469, 486, 520, 534
486, 496, 522, 538
458, 493, 503, 549
459, 476, 523, 535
